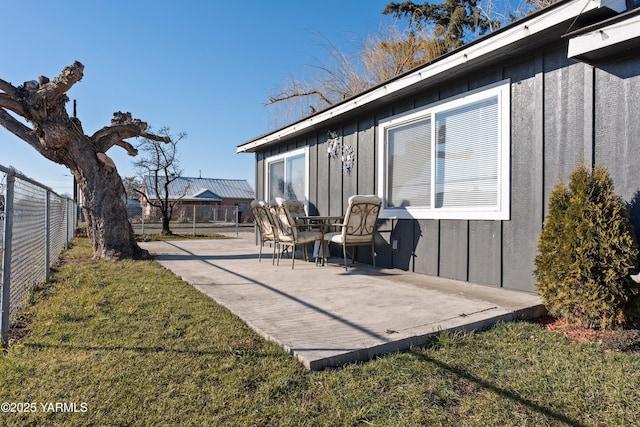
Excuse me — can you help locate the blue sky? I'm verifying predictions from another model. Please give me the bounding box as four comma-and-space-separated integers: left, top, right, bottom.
1, 0, 520, 195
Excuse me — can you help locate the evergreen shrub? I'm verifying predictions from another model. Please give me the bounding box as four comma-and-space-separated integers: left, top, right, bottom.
534, 164, 640, 329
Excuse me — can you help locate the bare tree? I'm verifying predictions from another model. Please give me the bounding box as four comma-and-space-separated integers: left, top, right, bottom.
361, 25, 446, 83
133, 128, 187, 236
0, 62, 169, 260
509, 0, 559, 20
267, 35, 369, 127
267, 0, 532, 127
266, 25, 443, 127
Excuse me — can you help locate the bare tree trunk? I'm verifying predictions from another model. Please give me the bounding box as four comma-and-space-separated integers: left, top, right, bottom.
161, 216, 171, 236
0, 62, 168, 260
78, 158, 145, 259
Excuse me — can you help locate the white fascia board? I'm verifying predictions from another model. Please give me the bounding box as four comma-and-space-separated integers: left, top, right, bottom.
237, 0, 607, 154
568, 13, 640, 59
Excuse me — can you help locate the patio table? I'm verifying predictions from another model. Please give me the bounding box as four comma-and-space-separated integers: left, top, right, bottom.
296, 215, 343, 265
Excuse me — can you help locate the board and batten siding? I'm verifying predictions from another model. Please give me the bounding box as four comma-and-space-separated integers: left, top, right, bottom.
254, 47, 640, 293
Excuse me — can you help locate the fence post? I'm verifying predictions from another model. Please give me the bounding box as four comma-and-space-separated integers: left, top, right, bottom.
45, 190, 51, 283
235, 205, 239, 237
65, 198, 70, 249
192, 205, 196, 237
1, 174, 15, 344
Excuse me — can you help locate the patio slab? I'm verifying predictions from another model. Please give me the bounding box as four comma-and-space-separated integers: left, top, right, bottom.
140, 234, 545, 370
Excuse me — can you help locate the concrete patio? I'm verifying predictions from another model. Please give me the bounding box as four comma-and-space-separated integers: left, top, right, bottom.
140, 233, 545, 370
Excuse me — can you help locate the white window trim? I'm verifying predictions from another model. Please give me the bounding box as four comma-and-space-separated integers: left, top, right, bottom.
377, 80, 511, 221
264, 146, 310, 210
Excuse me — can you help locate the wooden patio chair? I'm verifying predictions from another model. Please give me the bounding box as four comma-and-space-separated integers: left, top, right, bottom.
323, 195, 381, 271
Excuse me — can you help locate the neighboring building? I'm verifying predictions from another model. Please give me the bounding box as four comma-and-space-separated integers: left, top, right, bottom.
141, 176, 255, 222
238, 0, 640, 293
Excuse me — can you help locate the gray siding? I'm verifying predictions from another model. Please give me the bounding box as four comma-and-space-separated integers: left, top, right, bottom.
468, 221, 502, 287
254, 42, 640, 294
502, 55, 545, 291
543, 49, 589, 208
439, 220, 469, 281
594, 62, 640, 242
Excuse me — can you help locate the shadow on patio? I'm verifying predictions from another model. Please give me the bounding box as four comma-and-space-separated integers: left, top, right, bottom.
140, 234, 544, 370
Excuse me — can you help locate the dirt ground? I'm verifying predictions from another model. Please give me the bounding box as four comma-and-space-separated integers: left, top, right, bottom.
533, 315, 640, 355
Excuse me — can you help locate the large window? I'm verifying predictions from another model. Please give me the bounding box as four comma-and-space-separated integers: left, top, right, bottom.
378, 80, 510, 220
265, 147, 308, 204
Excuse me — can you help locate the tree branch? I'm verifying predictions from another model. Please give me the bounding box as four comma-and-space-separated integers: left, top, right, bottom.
267, 89, 333, 108
0, 108, 38, 146
0, 93, 25, 116
141, 131, 172, 143
0, 78, 17, 96
37, 61, 84, 101
92, 113, 170, 155
0, 108, 59, 161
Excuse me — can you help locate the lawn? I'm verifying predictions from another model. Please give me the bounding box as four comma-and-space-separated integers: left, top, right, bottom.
1, 238, 640, 426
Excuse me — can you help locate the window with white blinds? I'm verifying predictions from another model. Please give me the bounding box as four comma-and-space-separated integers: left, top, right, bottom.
378, 80, 510, 220
387, 117, 432, 208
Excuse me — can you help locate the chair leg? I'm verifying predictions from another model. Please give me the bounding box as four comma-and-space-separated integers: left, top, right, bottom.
276, 243, 282, 266
258, 239, 263, 262
291, 244, 296, 269
371, 241, 376, 268
272, 241, 277, 265
343, 244, 348, 271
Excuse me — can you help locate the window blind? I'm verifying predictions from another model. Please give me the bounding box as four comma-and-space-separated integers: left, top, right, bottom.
387, 117, 432, 208
435, 97, 499, 208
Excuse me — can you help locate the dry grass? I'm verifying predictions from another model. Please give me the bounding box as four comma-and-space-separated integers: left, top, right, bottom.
1, 238, 640, 426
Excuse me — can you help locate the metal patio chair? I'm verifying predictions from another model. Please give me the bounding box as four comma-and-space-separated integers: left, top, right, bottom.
322, 195, 381, 271
272, 199, 322, 269
250, 199, 279, 263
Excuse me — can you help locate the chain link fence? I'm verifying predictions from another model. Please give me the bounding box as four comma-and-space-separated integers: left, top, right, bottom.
1, 165, 77, 343
129, 203, 252, 235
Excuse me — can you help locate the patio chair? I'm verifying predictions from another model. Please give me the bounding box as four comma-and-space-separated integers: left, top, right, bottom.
323, 195, 381, 271
272, 199, 322, 269
283, 198, 306, 221
250, 199, 279, 263
272, 197, 307, 222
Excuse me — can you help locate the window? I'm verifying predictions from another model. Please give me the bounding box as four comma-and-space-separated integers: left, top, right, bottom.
378, 80, 510, 220
265, 147, 309, 204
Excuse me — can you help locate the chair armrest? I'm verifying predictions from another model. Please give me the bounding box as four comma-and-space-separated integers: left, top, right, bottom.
325, 223, 345, 233
296, 222, 320, 231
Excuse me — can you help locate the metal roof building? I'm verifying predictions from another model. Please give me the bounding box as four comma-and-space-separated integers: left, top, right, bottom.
143, 176, 254, 202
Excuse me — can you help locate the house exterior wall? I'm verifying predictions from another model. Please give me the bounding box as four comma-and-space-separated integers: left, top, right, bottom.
253, 43, 640, 293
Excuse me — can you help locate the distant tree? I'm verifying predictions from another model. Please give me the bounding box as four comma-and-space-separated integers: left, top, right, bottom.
0, 62, 169, 260
267, 35, 369, 125
267, 25, 444, 127
362, 25, 449, 83
133, 128, 187, 236
267, 0, 550, 127
509, 0, 559, 21
382, 0, 502, 50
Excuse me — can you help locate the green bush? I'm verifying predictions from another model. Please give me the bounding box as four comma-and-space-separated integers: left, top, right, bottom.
534, 164, 640, 329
